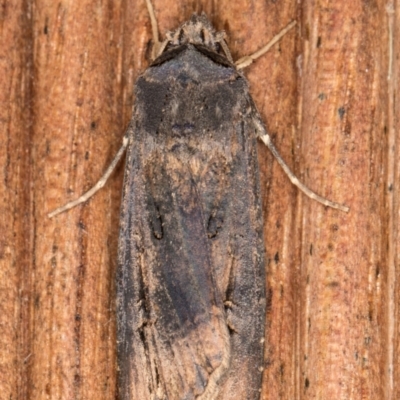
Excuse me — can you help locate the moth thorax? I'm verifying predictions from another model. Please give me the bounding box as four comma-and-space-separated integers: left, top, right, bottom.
166, 13, 224, 51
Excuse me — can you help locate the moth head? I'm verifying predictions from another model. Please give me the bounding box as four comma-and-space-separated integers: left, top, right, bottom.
166, 13, 225, 51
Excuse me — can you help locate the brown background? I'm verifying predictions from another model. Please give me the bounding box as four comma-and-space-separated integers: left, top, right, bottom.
1, 0, 398, 398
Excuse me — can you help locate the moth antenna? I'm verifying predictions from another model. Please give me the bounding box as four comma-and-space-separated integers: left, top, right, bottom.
235, 20, 296, 70
254, 118, 350, 212
48, 136, 130, 218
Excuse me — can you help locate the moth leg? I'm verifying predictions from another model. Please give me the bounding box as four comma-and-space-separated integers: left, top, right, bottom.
48, 135, 129, 218
235, 20, 296, 70
214, 34, 234, 64
145, 0, 169, 60
254, 118, 350, 212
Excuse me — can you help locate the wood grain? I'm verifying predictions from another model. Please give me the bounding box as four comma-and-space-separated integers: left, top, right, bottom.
0, 1, 32, 399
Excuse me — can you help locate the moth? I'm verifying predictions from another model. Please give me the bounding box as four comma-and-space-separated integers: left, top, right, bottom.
49, 1, 348, 398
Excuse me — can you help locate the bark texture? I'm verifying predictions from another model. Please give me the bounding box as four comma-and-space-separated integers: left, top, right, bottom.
0, 0, 397, 399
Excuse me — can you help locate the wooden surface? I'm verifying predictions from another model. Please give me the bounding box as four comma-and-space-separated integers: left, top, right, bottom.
0, 0, 398, 398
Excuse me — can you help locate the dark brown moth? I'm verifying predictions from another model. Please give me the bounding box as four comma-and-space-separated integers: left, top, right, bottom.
117, 16, 268, 400
48, 1, 348, 399
117, 16, 266, 400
